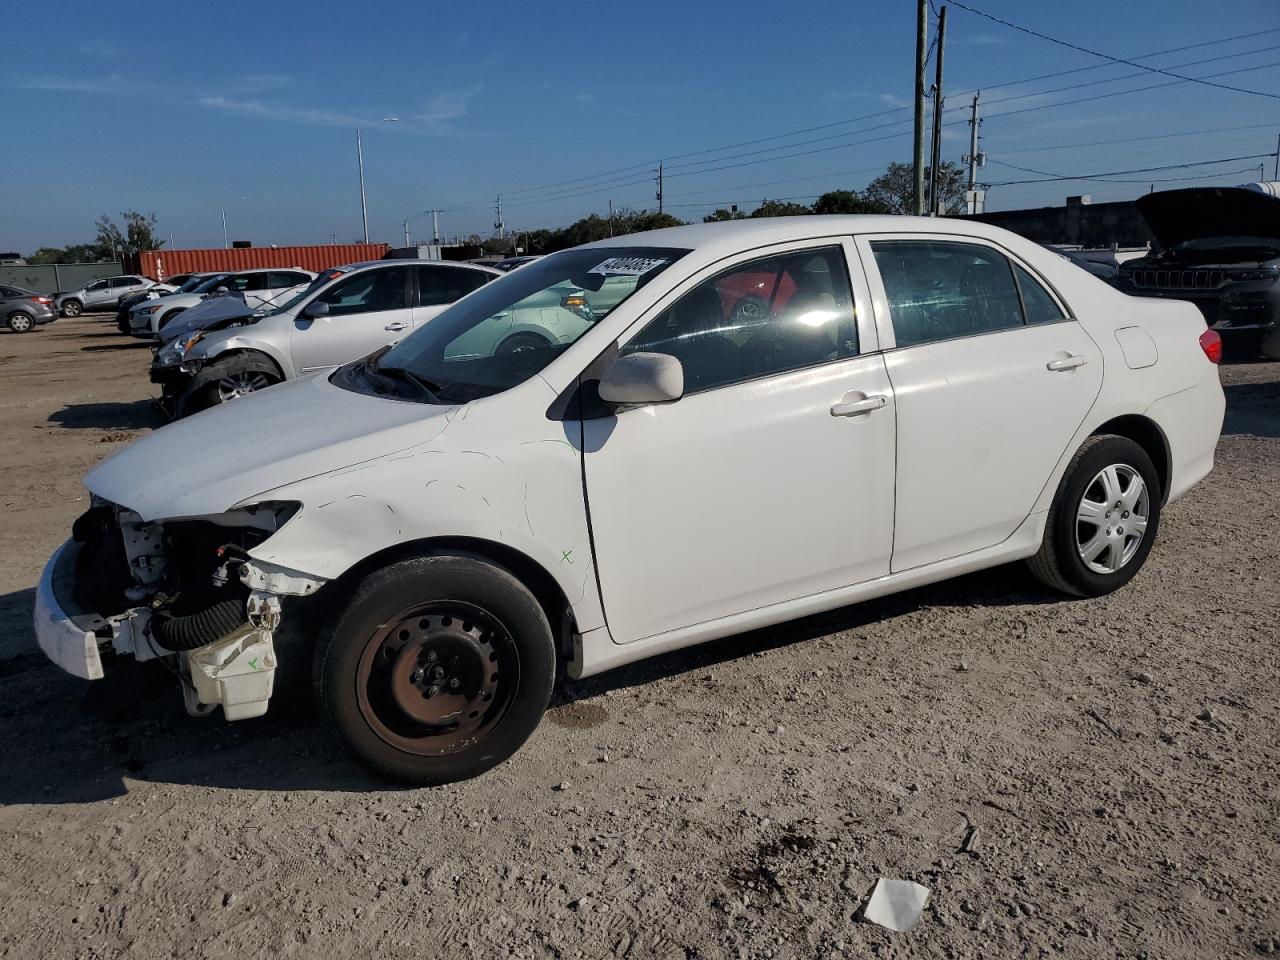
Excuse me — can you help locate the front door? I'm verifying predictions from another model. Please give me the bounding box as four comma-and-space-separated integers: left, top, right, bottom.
858, 234, 1104, 571
290, 266, 413, 373
581, 240, 897, 645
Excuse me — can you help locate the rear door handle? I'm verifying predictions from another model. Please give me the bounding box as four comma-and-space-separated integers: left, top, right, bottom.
1046, 354, 1088, 371
830, 394, 887, 417
385, 322, 408, 331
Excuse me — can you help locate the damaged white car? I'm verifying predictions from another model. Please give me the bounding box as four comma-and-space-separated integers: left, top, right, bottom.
35, 217, 1226, 784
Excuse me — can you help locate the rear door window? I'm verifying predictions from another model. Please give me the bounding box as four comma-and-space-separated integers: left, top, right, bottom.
869, 240, 1025, 348
416, 266, 492, 306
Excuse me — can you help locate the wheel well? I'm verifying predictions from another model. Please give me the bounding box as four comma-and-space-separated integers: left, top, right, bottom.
1090, 415, 1171, 503
210, 348, 285, 381
324, 537, 576, 664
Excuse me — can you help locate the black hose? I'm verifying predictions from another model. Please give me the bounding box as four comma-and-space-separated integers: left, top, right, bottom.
150, 594, 247, 651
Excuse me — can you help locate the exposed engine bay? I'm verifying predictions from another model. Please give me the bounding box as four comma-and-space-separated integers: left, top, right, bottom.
61, 498, 325, 719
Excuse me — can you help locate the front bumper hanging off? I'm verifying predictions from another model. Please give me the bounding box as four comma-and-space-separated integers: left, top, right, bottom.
34, 539, 324, 721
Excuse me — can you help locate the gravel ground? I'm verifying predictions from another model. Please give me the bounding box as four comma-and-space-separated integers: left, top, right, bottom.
1, 315, 1277, 960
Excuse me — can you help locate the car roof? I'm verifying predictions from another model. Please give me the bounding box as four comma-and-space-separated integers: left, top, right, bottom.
335, 259, 503, 274
579, 214, 1027, 259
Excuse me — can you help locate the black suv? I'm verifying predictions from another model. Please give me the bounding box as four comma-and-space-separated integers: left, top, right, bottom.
1118, 186, 1280, 359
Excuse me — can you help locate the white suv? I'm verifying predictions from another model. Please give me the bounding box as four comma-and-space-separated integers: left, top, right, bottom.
34, 217, 1225, 785
127, 268, 314, 338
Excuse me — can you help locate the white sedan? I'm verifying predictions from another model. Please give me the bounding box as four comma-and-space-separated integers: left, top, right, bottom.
34, 216, 1225, 784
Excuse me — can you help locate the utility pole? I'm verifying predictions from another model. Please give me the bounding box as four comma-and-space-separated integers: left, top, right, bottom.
964, 92, 984, 215
494, 196, 504, 240
928, 5, 947, 216
608, 198, 614, 236
1274, 132, 1279, 180
221, 203, 229, 249
655, 162, 664, 214
404, 221, 411, 247
357, 129, 368, 243
432, 210, 440, 245
912, 0, 928, 216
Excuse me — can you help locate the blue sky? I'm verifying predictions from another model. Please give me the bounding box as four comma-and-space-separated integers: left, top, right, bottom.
4, 0, 1279, 252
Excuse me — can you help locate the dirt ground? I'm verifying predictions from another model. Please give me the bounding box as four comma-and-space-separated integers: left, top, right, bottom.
1, 314, 1277, 960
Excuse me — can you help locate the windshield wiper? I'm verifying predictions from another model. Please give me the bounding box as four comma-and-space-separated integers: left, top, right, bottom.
363, 349, 444, 400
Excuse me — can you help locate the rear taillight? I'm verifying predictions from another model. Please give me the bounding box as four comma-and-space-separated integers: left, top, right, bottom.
1199, 329, 1222, 364
31, 296, 52, 305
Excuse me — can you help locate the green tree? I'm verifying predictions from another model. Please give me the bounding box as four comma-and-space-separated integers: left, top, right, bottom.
703, 207, 748, 223
750, 199, 812, 218
95, 210, 164, 258
863, 161, 966, 215
812, 189, 877, 215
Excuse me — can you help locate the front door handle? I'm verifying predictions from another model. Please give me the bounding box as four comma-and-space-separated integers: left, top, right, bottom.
385, 321, 408, 331
1046, 354, 1088, 372
830, 394, 887, 417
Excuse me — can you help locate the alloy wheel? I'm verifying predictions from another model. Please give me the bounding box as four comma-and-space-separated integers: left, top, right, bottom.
215, 371, 273, 402
1074, 463, 1150, 575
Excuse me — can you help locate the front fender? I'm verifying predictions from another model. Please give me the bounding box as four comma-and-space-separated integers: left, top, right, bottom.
241, 380, 604, 631
200, 334, 294, 380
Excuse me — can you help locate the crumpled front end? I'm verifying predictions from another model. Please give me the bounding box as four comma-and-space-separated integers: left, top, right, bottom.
34, 498, 326, 720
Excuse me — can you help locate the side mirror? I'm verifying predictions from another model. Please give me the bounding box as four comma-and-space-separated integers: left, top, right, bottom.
302, 300, 330, 320
598, 352, 684, 406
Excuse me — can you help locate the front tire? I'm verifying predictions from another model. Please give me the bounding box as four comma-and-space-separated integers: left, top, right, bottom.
61, 299, 82, 317
314, 554, 556, 784
174, 353, 282, 417
6, 311, 34, 333
1027, 434, 1161, 597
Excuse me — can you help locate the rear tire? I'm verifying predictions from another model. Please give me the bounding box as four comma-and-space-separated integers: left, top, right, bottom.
314, 554, 556, 784
1027, 434, 1161, 597
6, 311, 34, 333
61, 299, 82, 318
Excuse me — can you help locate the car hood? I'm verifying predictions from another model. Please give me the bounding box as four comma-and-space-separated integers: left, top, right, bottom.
160, 294, 258, 341
1136, 186, 1280, 248
85, 374, 457, 521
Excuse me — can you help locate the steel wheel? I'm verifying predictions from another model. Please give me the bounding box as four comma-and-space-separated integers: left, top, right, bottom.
7, 312, 33, 333
215, 371, 273, 402
354, 602, 519, 757
1075, 463, 1149, 575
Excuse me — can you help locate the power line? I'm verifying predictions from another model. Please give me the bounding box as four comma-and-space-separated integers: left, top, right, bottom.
948, 0, 1280, 100
986, 153, 1277, 186
994, 121, 1280, 157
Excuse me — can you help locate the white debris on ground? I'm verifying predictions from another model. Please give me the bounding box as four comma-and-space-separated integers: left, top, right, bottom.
862, 877, 931, 933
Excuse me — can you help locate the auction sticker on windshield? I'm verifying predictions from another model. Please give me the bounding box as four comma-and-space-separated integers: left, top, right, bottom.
589, 257, 668, 276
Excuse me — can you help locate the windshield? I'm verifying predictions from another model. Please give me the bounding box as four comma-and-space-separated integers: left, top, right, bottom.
363, 246, 687, 403
191, 273, 231, 293
175, 276, 208, 293
260, 268, 347, 317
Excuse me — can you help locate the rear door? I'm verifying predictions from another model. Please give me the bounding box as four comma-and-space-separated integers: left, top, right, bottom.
856, 233, 1103, 571
289, 265, 413, 372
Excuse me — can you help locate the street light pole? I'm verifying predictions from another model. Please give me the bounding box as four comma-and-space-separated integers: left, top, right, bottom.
357, 117, 398, 244
221, 203, 228, 249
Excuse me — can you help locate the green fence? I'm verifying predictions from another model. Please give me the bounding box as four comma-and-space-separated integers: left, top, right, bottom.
0, 262, 123, 295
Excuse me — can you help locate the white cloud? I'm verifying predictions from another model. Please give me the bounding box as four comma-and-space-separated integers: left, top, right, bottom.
879, 92, 910, 108
197, 95, 371, 127
11, 73, 135, 94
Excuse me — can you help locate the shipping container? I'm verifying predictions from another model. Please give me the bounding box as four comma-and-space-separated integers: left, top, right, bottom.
125, 244, 389, 280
